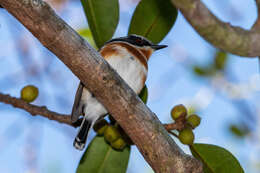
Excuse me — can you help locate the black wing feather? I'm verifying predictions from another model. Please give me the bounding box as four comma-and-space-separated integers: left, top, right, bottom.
71, 82, 84, 123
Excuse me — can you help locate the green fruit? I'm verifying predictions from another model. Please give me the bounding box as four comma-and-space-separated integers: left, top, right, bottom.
187, 114, 201, 128
97, 125, 108, 136
178, 128, 194, 145
111, 138, 127, 150
104, 125, 120, 143
171, 104, 187, 120
93, 119, 108, 136
20, 85, 39, 103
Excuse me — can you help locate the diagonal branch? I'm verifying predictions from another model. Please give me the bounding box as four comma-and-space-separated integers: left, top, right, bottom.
0, 0, 202, 172
171, 0, 260, 57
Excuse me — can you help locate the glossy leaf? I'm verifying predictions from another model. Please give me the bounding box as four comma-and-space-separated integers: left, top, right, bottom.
214, 51, 228, 70
77, 136, 130, 173
81, 0, 119, 48
139, 85, 148, 103
193, 66, 216, 77
128, 0, 178, 44
229, 124, 249, 138
77, 28, 97, 48
190, 143, 244, 173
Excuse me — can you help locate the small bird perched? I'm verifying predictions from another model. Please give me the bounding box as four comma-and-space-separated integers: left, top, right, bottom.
71, 34, 167, 150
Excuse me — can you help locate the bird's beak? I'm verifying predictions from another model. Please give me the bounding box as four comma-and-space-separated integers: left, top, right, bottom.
151, 44, 168, 51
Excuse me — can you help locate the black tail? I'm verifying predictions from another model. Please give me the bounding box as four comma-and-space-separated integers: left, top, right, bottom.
73, 117, 92, 150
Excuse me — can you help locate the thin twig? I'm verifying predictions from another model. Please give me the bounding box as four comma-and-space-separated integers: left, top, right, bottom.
164, 123, 185, 131
0, 93, 74, 126
0, 92, 181, 130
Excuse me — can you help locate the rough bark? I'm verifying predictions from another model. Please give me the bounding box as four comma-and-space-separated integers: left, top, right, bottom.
253, 0, 260, 30
0, 0, 202, 172
171, 0, 260, 57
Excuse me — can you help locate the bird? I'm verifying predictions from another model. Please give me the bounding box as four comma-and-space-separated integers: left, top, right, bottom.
71, 34, 167, 150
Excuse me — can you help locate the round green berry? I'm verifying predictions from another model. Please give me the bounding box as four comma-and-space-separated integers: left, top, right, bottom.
104, 125, 120, 143
171, 104, 187, 120
20, 85, 39, 103
97, 126, 107, 136
93, 119, 108, 136
187, 114, 201, 128
178, 128, 194, 145
111, 138, 127, 150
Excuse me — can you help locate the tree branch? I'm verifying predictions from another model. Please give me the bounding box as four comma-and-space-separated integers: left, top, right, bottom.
0, 92, 184, 132
171, 0, 260, 57
253, 0, 260, 30
0, 0, 202, 172
0, 92, 73, 126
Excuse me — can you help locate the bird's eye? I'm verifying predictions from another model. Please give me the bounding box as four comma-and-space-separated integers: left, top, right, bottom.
135, 39, 143, 44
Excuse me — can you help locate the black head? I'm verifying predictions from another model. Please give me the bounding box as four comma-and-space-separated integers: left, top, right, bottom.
106, 34, 167, 50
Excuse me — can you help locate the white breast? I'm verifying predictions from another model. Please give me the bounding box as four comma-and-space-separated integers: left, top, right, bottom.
81, 44, 148, 121
105, 49, 147, 94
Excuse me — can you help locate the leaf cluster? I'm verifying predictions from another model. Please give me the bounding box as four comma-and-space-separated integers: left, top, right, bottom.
76, 0, 244, 172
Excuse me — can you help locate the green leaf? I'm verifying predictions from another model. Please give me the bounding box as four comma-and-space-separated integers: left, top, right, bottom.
78, 28, 92, 38
214, 51, 228, 70
190, 143, 244, 173
77, 136, 131, 173
139, 85, 148, 104
77, 28, 97, 48
229, 124, 249, 138
81, 0, 119, 48
128, 0, 178, 44
192, 66, 216, 77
